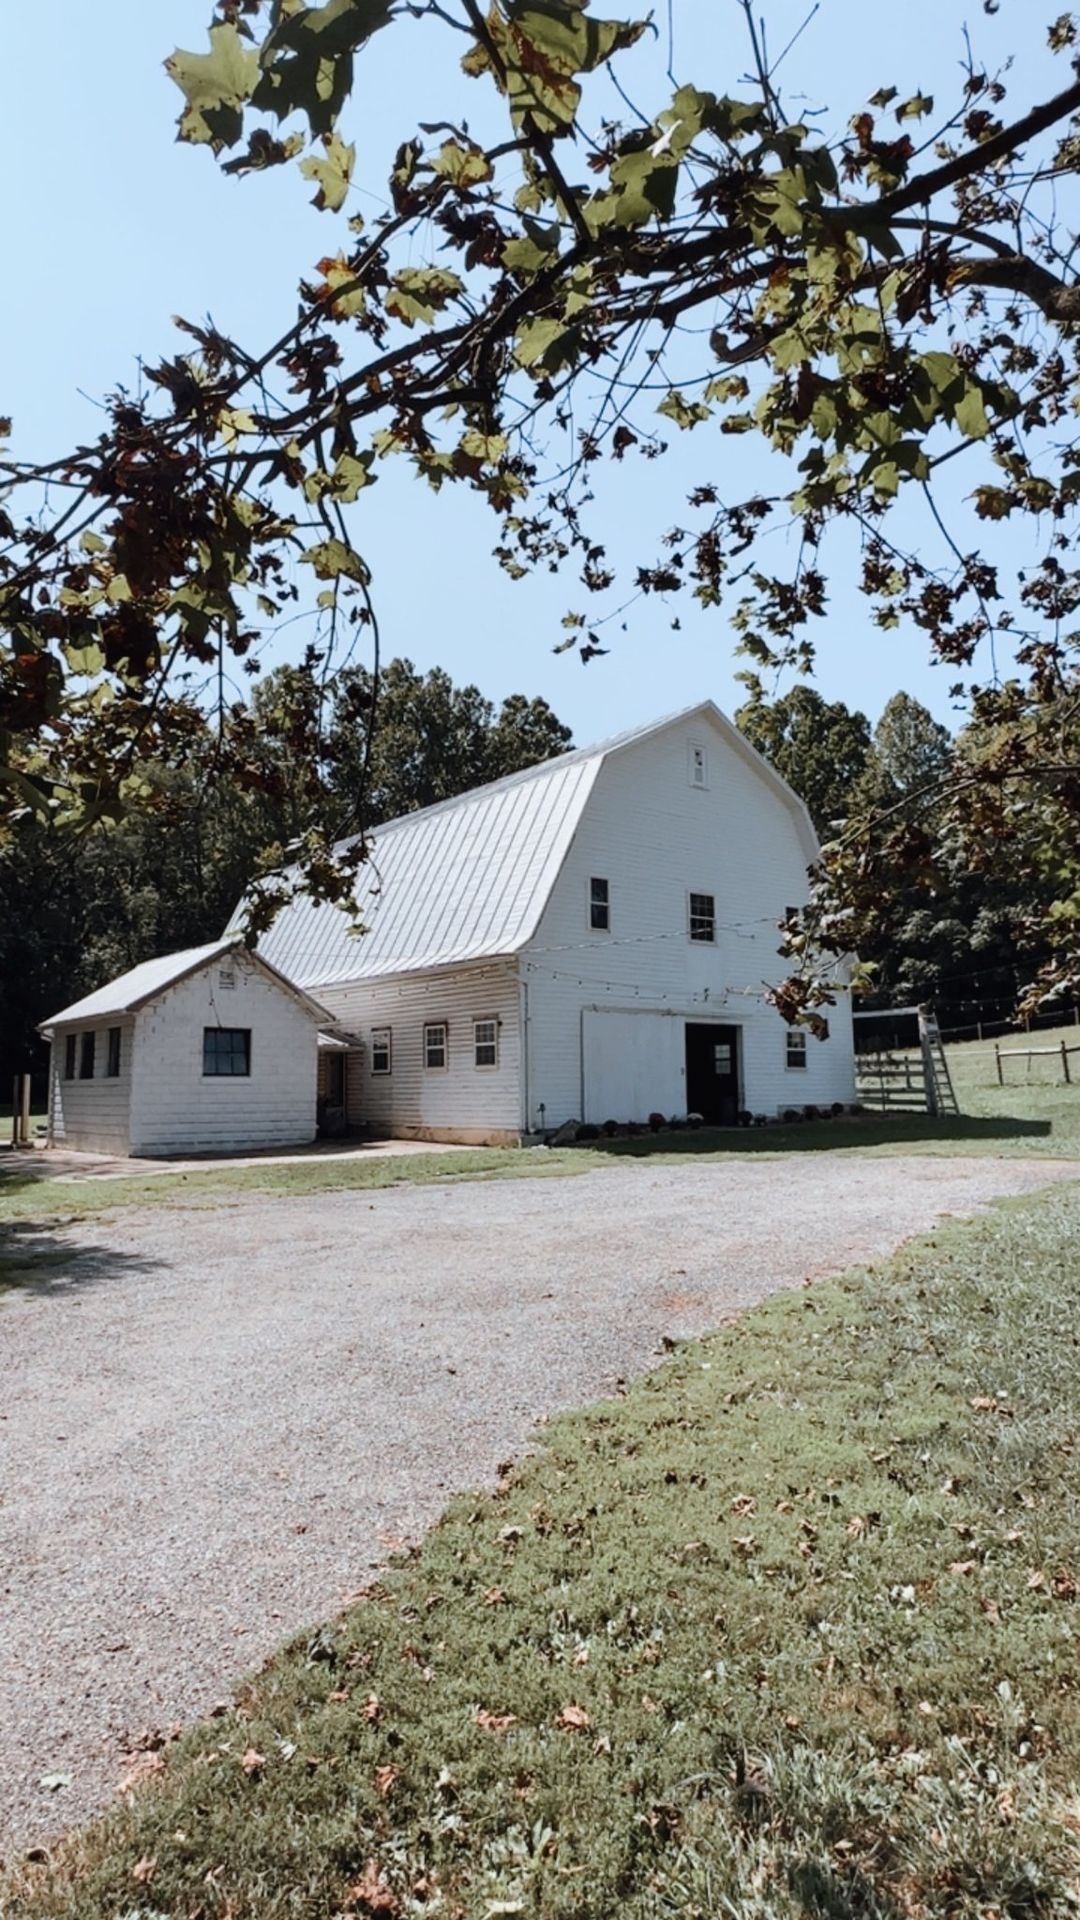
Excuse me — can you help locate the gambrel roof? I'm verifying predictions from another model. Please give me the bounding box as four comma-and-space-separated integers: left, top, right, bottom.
246, 701, 818, 990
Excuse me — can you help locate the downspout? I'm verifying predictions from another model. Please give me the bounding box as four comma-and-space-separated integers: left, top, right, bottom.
519, 968, 530, 1139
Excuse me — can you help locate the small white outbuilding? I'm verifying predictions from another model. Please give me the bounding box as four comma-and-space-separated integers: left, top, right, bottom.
39, 938, 330, 1158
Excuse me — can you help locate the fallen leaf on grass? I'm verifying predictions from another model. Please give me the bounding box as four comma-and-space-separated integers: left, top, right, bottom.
131, 1856, 156, 1884
730, 1493, 756, 1517
949, 1560, 977, 1576
474, 1708, 519, 1733
556, 1704, 590, 1731
374, 1765, 399, 1796
240, 1748, 266, 1775
345, 1858, 399, 1915
363, 1694, 382, 1722
483, 1588, 506, 1607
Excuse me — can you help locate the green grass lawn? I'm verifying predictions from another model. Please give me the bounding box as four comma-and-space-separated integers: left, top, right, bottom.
7, 1182, 1079, 1918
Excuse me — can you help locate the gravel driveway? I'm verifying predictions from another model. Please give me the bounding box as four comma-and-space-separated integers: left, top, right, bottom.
2, 1152, 1076, 1851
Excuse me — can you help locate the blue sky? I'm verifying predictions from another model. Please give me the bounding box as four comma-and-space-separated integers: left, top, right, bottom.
0, 1, 1065, 746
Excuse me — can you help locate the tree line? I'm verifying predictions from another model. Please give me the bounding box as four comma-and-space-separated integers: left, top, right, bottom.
3, 664, 1056, 1093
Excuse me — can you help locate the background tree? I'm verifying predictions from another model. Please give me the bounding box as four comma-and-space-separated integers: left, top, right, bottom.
3, 0, 1080, 1014
735, 687, 872, 838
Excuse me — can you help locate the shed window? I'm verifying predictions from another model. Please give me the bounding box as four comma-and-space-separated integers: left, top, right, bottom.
689, 891, 716, 943
424, 1022, 448, 1071
106, 1027, 122, 1078
786, 1030, 808, 1070
79, 1031, 96, 1080
203, 1027, 251, 1076
688, 742, 709, 789
371, 1027, 392, 1075
589, 877, 610, 931
63, 1034, 76, 1080
474, 1019, 498, 1069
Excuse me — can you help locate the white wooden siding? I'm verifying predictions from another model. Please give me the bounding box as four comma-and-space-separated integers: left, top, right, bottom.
47, 1017, 134, 1154
128, 953, 319, 1156
522, 716, 854, 1125
314, 961, 522, 1143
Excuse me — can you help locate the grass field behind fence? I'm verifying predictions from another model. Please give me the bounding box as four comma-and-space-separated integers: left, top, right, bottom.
5, 1182, 1079, 1918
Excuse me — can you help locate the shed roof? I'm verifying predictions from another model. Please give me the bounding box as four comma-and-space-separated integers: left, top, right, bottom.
247, 701, 817, 991
39, 938, 330, 1033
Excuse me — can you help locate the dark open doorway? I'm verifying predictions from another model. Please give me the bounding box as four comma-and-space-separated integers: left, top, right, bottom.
685, 1023, 740, 1126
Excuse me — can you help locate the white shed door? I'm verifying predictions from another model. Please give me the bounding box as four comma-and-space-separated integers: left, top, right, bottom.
582, 1010, 683, 1125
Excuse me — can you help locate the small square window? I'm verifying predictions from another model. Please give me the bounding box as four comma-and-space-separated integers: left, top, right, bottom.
688, 742, 708, 789
79, 1031, 96, 1080
218, 966, 237, 990
371, 1027, 392, 1075
424, 1022, 448, 1071
689, 891, 716, 943
63, 1034, 77, 1080
203, 1027, 251, 1076
106, 1027, 122, 1078
786, 1030, 808, 1070
589, 876, 610, 932
474, 1019, 498, 1069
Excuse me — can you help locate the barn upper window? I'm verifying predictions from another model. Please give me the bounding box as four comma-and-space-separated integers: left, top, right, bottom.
786, 1030, 808, 1070
424, 1022, 448, 1071
688, 742, 709, 789
371, 1027, 392, 1075
589, 877, 610, 931
203, 1027, 251, 1076
79, 1031, 96, 1080
689, 892, 716, 943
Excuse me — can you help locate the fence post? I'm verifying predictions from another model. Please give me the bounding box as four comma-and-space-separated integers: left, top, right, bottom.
995, 1043, 1003, 1087
1062, 1041, 1071, 1086
19, 1074, 30, 1146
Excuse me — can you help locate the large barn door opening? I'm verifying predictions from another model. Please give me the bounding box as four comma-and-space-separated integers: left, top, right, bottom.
685, 1023, 740, 1125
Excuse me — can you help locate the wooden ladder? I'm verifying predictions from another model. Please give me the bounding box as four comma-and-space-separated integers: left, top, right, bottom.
919, 1010, 960, 1117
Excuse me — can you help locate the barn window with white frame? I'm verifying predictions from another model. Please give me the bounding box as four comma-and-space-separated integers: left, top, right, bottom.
424, 1022, 448, 1070
474, 1019, 498, 1068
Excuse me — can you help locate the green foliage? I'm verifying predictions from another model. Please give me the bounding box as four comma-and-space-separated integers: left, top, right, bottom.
7, 1186, 1080, 1915
735, 687, 872, 837
4, 0, 1080, 1008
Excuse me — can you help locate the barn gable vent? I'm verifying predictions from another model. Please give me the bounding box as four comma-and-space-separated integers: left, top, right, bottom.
688, 741, 708, 789
218, 965, 237, 990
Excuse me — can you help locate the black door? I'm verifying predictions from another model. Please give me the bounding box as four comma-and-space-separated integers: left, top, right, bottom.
685, 1024, 740, 1125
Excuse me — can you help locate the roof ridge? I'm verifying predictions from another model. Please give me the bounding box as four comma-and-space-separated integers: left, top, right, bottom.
335, 699, 716, 850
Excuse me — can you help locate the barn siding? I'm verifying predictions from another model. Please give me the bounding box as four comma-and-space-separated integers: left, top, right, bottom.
128, 953, 319, 1156
313, 961, 522, 1144
47, 1017, 134, 1154
521, 717, 854, 1126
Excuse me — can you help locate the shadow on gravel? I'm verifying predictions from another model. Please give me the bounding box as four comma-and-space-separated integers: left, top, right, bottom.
0, 1221, 167, 1298
574, 1113, 1052, 1156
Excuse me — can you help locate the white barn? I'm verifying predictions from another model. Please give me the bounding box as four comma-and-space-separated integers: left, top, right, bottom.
253, 702, 856, 1143
40, 939, 330, 1158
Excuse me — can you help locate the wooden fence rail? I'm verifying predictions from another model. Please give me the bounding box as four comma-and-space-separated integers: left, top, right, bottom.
994, 1041, 1080, 1086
